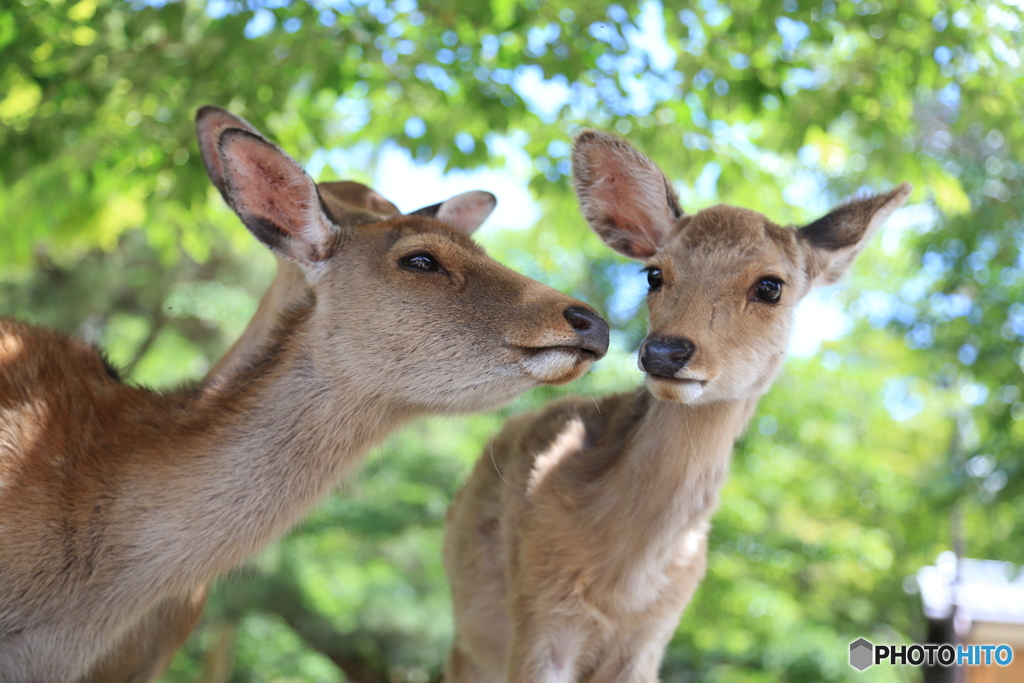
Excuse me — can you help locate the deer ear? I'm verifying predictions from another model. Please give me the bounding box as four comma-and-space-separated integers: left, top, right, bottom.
799, 183, 912, 286
409, 190, 497, 236
571, 130, 682, 260
317, 181, 401, 217
218, 128, 337, 267
195, 106, 265, 203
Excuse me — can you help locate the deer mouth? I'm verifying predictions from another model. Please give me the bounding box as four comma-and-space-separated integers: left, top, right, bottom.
514, 345, 598, 384
645, 374, 709, 403
519, 345, 599, 364
524, 345, 598, 359
646, 375, 706, 385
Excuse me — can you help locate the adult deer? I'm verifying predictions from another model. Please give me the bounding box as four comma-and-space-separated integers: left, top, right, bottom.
0, 108, 609, 683
443, 130, 911, 682
85, 109, 515, 683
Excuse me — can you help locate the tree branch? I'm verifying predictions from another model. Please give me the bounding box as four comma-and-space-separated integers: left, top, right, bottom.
123, 308, 166, 377
222, 572, 393, 683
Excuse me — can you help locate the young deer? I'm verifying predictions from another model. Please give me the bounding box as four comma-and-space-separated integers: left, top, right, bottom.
0, 108, 609, 683
443, 131, 911, 682
83, 109, 512, 683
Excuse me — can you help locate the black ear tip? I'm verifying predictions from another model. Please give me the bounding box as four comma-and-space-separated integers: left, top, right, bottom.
216, 126, 265, 151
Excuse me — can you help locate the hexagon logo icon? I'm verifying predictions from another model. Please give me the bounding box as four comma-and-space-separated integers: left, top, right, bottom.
850, 638, 874, 671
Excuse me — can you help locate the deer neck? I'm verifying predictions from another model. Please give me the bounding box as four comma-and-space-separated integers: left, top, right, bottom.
591, 391, 758, 562
636, 394, 753, 510
135, 303, 415, 591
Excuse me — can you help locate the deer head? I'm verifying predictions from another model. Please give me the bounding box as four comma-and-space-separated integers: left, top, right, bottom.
573, 130, 910, 404
198, 110, 505, 385
194, 107, 609, 413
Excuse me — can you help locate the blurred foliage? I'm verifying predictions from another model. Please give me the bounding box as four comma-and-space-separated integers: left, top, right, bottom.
2, 0, 1023, 681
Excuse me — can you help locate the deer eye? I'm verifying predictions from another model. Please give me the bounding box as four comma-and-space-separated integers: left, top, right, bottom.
752, 277, 783, 304
645, 267, 663, 292
399, 252, 443, 273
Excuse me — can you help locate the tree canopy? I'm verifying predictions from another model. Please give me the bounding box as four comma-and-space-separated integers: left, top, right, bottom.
2, 0, 1023, 681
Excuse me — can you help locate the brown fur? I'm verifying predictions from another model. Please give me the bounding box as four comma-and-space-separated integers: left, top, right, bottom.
0, 109, 609, 682
205, 179, 403, 384
86, 180, 412, 683
442, 130, 911, 682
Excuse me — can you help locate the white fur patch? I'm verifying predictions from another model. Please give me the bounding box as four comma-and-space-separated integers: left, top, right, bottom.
519, 348, 585, 383
527, 418, 586, 496
645, 376, 708, 404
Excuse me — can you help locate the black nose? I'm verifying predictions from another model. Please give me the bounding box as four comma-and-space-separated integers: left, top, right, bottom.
564, 306, 610, 358
640, 336, 696, 377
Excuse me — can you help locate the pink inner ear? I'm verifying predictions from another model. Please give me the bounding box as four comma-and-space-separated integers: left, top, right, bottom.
588, 166, 673, 257
573, 132, 681, 260
196, 108, 262, 197
601, 177, 660, 234
220, 133, 334, 260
